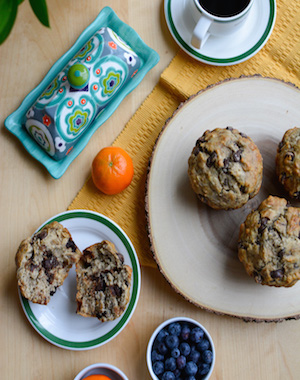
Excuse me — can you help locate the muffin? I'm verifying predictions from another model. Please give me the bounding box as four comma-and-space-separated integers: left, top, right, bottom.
238, 196, 300, 287
76, 240, 132, 322
15, 221, 81, 304
276, 127, 300, 199
188, 127, 263, 210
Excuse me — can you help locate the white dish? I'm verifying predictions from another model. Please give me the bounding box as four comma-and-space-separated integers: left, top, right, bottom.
164, 0, 276, 65
146, 76, 300, 321
19, 210, 141, 350
146, 317, 215, 379
74, 363, 128, 380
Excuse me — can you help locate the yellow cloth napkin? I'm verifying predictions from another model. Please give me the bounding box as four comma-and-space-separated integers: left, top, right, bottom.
69, 0, 300, 267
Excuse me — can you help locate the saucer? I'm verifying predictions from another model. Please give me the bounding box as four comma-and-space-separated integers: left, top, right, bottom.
164, 0, 276, 65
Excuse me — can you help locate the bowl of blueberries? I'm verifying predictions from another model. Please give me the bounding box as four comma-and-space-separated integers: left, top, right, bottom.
147, 317, 215, 380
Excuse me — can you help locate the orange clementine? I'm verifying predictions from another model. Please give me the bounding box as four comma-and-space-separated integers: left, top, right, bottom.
83, 375, 111, 380
91, 146, 134, 195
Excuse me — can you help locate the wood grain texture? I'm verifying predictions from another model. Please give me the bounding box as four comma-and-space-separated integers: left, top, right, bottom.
1, 0, 300, 379
146, 77, 300, 322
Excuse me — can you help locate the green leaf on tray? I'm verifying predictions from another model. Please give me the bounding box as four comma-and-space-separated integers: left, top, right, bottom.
29, 0, 50, 27
0, 0, 18, 44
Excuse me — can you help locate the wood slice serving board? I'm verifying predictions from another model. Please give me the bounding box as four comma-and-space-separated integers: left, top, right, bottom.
146, 76, 300, 322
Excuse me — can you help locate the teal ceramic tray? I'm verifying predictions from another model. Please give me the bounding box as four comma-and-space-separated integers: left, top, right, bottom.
5, 7, 159, 179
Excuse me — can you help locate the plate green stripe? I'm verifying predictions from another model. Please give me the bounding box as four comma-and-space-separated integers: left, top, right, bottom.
167, 0, 275, 64
21, 210, 140, 349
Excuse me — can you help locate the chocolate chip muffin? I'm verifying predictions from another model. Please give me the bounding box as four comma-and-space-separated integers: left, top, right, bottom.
76, 240, 132, 322
276, 127, 300, 199
188, 127, 263, 210
238, 196, 300, 287
15, 221, 81, 304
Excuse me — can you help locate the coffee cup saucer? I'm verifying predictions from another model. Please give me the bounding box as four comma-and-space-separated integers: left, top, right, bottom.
164, 0, 276, 66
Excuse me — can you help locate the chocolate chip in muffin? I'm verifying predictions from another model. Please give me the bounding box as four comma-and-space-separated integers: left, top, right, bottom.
223, 158, 230, 172
42, 250, 59, 271
66, 238, 78, 252
258, 217, 269, 234
277, 249, 285, 259
270, 269, 284, 279
36, 229, 48, 240
232, 148, 243, 162
206, 151, 217, 168
284, 152, 295, 161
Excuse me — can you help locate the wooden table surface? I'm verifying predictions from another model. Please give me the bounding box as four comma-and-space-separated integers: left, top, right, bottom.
1, 1, 299, 379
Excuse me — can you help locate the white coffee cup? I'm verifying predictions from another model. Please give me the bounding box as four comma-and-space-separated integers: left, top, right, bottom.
190, 0, 254, 49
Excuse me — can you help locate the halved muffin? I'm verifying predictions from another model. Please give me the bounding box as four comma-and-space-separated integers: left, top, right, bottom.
76, 240, 132, 322
15, 221, 81, 304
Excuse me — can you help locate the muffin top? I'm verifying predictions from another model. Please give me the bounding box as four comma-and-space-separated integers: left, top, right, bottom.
238, 195, 300, 287
188, 127, 263, 210
276, 127, 300, 199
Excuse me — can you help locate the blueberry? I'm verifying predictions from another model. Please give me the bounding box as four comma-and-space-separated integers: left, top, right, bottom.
186, 377, 196, 380
165, 357, 177, 371
188, 349, 201, 363
157, 342, 168, 355
197, 338, 210, 352
202, 349, 213, 364
162, 371, 175, 380
151, 349, 164, 362
190, 327, 204, 343
165, 334, 179, 349
176, 355, 187, 370
168, 322, 181, 336
173, 368, 181, 378
179, 342, 191, 356
185, 361, 198, 376
153, 360, 164, 376
198, 362, 210, 376
156, 329, 169, 342
171, 347, 180, 358
180, 324, 191, 340
190, 344, 198, 352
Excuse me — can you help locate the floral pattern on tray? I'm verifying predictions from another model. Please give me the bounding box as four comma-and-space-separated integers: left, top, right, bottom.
25, 27, 141, 161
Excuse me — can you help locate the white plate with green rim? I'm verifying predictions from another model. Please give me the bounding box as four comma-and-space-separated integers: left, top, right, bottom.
164, 0, 276, 65
18, 210, 141, 350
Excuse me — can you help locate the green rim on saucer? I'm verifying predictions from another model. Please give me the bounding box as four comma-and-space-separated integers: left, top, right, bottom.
165, 0, 276, 65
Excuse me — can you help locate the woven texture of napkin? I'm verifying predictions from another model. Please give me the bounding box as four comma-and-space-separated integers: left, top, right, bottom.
69, 0, 300, 267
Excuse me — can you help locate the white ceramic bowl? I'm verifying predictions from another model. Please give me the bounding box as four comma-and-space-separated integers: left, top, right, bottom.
74, 363, 129, 380
147, 317, 215, 379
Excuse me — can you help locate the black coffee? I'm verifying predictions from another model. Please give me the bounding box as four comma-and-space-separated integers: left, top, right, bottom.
198, 0, 250, 17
